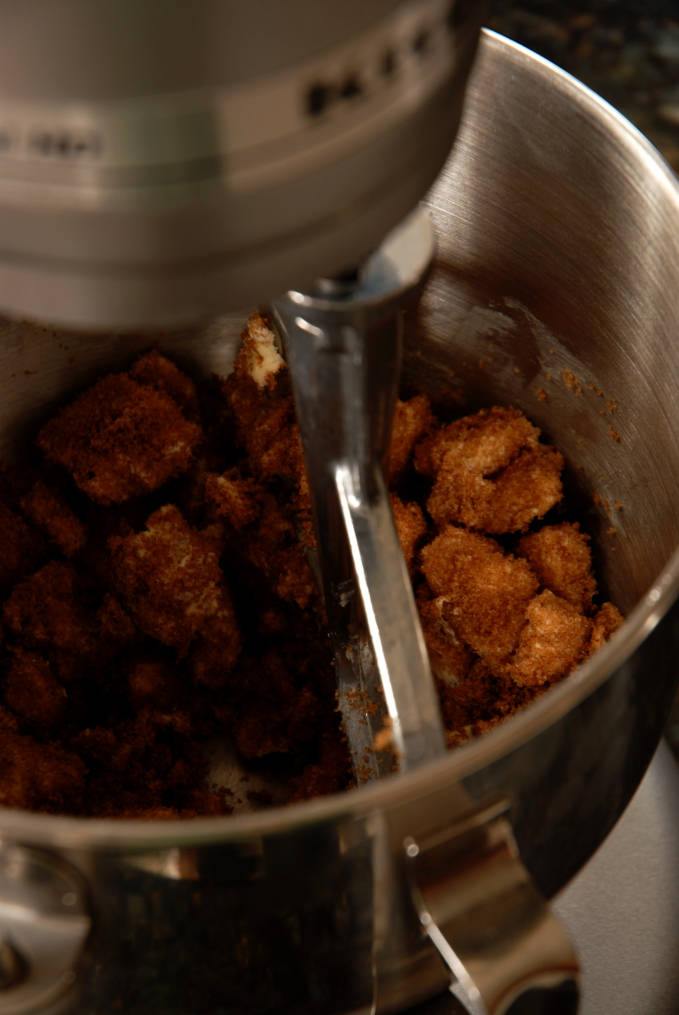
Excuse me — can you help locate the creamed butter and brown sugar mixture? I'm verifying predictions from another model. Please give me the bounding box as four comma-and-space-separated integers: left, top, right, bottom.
0, 315, 622, 816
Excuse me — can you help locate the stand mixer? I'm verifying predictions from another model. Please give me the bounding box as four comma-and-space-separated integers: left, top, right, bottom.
0, 0, 478, 329
0, 5, 479, 788
0, 5, 646, 1014
0, 0, 481, 770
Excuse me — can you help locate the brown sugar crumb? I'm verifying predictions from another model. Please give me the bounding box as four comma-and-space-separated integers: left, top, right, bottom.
421, 526, 539, 668
388, 394, 433, 486
21, 481, 87, 558
0, 460, 34, 509
418, 594, 474, 685
435, 660, 528, 740
70, 708, 206, 817
232, 312, 286, 391
38, 373, 202, 505
224, 314, 303, 486
504, 591, 592, 688
223, 315, 314, 544
3, 561, 97, 663
536, 388, 548, 401
3, 647, 67, 730
0, 731, 86, 812
0, 707, 18, 732
96, 593, 136, 649
415, 406, 539, 478
588, 601, 624, 654
240, 494, 317, 610
373, 717, 394, 753
129, 349, 200, 420
2, 568, 129, 689
562, 370, 582, 394
204, 469, 264, 531
390, 494, 427, 574
232, 650, 322, 760
608, 426, 621, 442
0, 501, 44, 591
109, 505, 234, 656
189, 589, 242, 689
517, 522, 596, 612
417, 406, 563, 533
125, 655, 181, 710
288, 730, 353, 803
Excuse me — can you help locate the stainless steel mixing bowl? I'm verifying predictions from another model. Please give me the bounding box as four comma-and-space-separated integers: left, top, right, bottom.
1, 30, 679, 1015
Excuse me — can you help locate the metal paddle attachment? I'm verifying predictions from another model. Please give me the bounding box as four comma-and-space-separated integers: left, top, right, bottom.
272, 209, 447, 781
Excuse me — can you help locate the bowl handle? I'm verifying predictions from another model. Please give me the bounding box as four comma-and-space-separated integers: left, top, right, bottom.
404, 797, 580, 1015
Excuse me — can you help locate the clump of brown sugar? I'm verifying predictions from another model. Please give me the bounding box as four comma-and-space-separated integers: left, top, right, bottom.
21, 481, 87, 558
38, 371, 202, 505
109, 504, 232, 655
0, 314, 623, 817
0, 337, 348, 817
414, 406, 564, 533
414, 397, 622, 740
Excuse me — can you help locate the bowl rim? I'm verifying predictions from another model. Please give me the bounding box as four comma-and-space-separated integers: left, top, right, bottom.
3, 28, 679, 850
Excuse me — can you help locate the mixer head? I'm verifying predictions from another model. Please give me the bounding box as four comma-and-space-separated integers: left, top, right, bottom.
0, 0, 483, 330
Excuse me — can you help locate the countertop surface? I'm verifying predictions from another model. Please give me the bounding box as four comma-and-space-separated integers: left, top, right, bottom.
488, 0, 679, 757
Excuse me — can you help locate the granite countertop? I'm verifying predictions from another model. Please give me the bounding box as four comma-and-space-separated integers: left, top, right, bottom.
488, 0, 679, 754
489, 0, 679, 171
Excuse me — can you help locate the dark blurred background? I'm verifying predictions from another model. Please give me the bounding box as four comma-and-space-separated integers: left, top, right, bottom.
488, 0, 679, 753
490, 0, 679, 171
